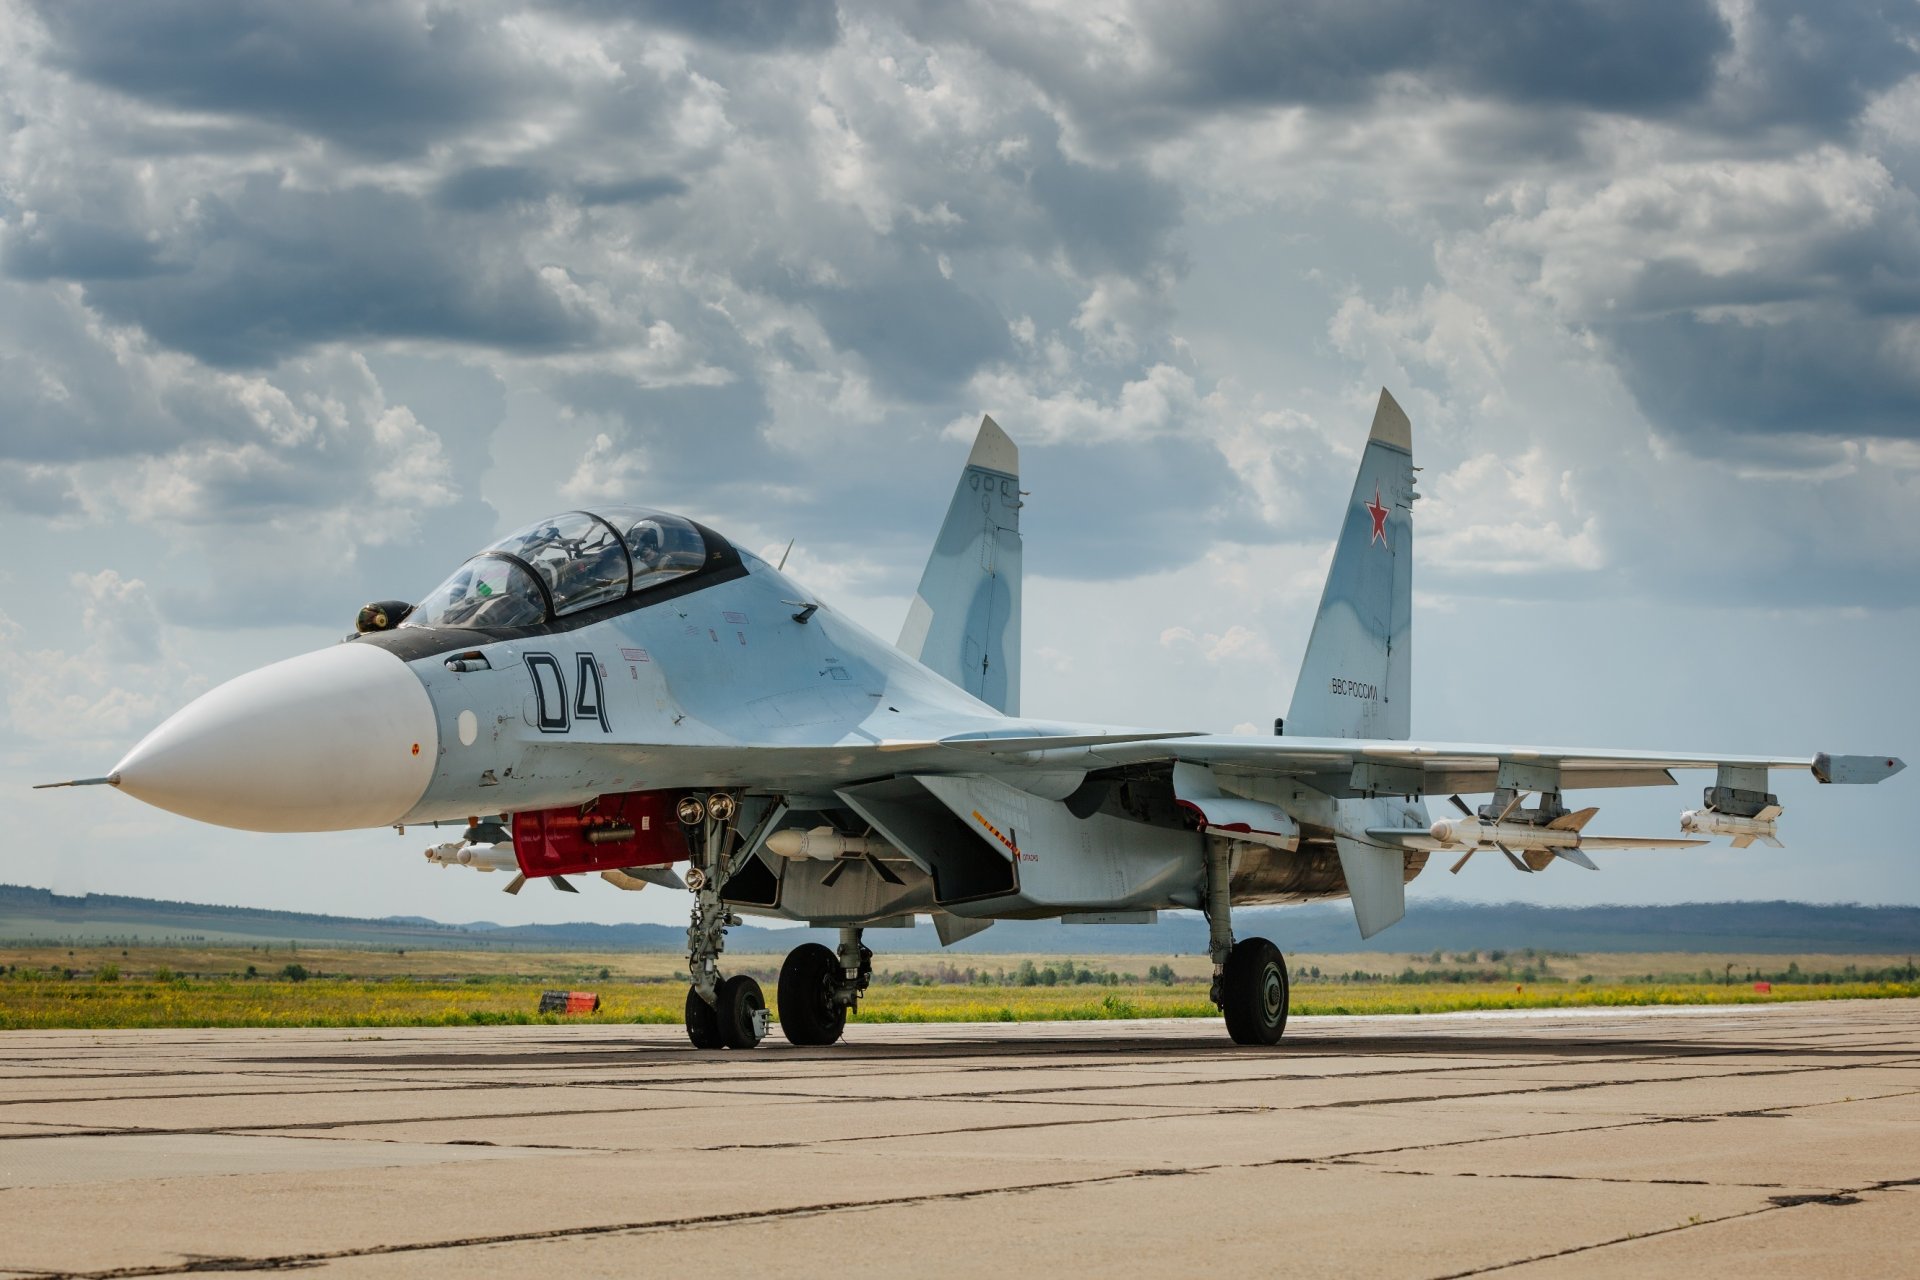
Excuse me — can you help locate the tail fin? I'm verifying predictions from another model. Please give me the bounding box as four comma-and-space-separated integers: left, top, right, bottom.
1285, 389, 1415, 740
898, 415, 1023, 714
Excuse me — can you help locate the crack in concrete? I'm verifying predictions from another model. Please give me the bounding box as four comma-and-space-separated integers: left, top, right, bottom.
5, 1008, 1915, 1276
43, 1168, 1171, 1278
1300, 1053, 1917, 1110
1427, 1174, 1920, 1278
695, 1104, 1263, 1151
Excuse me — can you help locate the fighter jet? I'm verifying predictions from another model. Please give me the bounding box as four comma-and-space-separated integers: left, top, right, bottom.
39, 391, 1904, 1048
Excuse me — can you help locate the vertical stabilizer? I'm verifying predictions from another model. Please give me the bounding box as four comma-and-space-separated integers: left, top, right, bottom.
1286, 389, 1415, 740
898, 415, 1023, 713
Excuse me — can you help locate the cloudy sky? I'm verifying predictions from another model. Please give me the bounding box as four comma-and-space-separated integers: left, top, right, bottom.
2, 0, 1915, 927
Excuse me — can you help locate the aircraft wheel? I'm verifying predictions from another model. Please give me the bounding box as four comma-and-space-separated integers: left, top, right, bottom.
684, 986, 724, 1049
716, 974, 767, 1049
1221, 937, 1289, 1046
778, 943, 848, 1046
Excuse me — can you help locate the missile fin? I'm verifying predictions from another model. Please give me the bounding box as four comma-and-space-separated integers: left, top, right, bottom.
1553, 846, 1599, 870
1546, 806, 1599, 833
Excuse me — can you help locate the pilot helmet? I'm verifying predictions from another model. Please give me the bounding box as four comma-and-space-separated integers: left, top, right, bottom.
630, 520, 664, 564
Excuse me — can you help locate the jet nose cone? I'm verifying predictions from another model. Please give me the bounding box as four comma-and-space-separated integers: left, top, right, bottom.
113, 644, 438, 832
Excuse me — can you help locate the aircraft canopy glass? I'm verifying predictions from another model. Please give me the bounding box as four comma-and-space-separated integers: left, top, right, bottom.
402, 508, 711, 630
490, 511, 629, 616
597, 506, 709, 582
405, 558, 547, 630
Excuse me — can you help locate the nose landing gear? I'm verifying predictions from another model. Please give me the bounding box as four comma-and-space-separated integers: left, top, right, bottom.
681, 791, 772, 1049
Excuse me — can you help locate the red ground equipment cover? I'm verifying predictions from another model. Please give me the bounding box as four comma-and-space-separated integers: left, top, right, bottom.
539, 991, 601, 1014
511, 790, 689, 879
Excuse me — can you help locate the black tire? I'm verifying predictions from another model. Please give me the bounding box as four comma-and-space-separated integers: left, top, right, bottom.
1221, 937, 1289, 1046
685, 986, 724, 1049
716, 974, 766, 1049
778, 943, 848, 1047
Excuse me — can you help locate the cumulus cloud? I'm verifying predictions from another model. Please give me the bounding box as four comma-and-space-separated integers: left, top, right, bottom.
1420, 449, 1605, 579
1160, 622, 1272, 665
546, 0, 842, 52
29, 1, 557, 158
0, 573, 203, 746
0, 0, 1913, 636
0, 0, 1912, 920
1462, 143, 1920, 448
899, 0, 1733, 153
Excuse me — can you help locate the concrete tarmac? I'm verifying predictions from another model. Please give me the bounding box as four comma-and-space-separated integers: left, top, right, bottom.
1, 1000, 1915, 1278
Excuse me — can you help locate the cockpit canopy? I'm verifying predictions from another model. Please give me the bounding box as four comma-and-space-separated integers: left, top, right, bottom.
404, 507, 711, 630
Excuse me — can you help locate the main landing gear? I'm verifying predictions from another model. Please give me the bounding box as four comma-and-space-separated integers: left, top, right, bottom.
679, 792, 873, 1051
680, 791, 771, 1050
777, 928, 871, 1047
1205, 839, 1291, 1045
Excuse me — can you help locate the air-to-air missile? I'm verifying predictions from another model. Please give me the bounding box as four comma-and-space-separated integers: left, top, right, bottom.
1680, 806, 1784, 847
1426, 818, 1579, 852
764, 827, 890, 861
424, 841, 518, 872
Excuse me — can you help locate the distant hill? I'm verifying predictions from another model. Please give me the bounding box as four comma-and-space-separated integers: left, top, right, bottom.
2, 884, 1915, 954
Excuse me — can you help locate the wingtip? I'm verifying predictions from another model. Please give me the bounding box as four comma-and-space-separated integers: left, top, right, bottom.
1369, 387, 1412, 451
968, 413, 1018, 475
1812, 752, 1906, 783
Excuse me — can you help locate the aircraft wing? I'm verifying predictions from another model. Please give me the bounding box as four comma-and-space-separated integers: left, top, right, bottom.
947, 732, 1905, 795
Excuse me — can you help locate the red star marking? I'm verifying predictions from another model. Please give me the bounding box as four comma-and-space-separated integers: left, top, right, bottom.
1364, 483, 1390, 548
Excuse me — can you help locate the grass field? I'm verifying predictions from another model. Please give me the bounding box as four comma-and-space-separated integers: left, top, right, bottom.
1, 943, 1915, 1030
5, 943, 1911, 984
1, 977, 1916, 1030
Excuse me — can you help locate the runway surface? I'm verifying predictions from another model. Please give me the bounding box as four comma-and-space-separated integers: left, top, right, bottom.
1, 1000, 1915, 1278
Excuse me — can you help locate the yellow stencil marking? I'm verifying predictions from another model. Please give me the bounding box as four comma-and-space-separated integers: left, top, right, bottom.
970, 809, 1021, 857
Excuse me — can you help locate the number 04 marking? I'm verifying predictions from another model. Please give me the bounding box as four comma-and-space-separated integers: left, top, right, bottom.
525, 652, 610, 733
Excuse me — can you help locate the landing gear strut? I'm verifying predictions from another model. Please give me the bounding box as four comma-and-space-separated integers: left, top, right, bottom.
1205, 838, 1290, 1046
681, 791, 773, 1050
777, 927, 871, 1046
